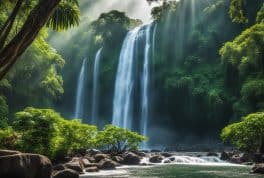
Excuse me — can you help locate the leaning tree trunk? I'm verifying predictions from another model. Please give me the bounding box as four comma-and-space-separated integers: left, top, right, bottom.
0, 0, 61, 79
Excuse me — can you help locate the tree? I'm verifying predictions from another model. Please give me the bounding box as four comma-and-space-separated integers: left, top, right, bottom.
96, 125, 147, 154
0, 0, 80, 79
220, 23, 264, 78
228, 0, 263, 24
221, 112, 264, 153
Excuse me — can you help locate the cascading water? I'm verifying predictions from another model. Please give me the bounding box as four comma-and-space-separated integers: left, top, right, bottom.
141, 23, 152, 147
112, 22, 155, 142
91, 48, 103, 125
74, 58, 87, 119
152, 23, 157, 59
140, 155, 226, 165
112, 27, 141, 129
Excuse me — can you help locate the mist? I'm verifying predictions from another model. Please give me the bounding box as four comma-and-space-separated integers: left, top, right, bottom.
48, 0, 160, 50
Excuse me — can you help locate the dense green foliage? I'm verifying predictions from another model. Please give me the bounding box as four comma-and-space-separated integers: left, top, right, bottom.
0, 0, 81, 81
221, 112, 264, 153
96, 125, 147, 153
48, 0, 264, 143
220, 9, 264, 119
145, 0, 239, 135
0, 108, 146, 159
0, 127, 18, 150
11, 107, 97, 159
0, 0, 264, 148
0, 29, 65, 114
0, 0, 70, 117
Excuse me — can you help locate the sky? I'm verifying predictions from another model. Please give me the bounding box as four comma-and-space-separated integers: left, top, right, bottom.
79, 0, 161, 23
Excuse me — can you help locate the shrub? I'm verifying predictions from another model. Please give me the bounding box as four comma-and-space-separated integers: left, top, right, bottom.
12, 107, 97, 159
221, 112, 264, 153
96, 125, 147, 153
54, 119, 97, 159
0, 107, 147, 159
0, 127, 19, 150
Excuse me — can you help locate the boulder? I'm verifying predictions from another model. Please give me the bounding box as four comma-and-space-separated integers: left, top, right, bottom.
253, 153, 264, 163
64, 161, 84, 173
82, 163, 99, 168
87, 149, 101, 156
149, 155, 164, 163
71, 157, 81, 162
230, 155, 242, 164
251, 164, 264, 174
169, 157, 175, 161
136, 151, 147, 157
220, 151, 230, 161
85, 166, 99, 172
112, 156, 124, 163
98, 158, 116, 170
161, 152, 173, 158
53, 164, 66, 172
240, 153, 253, 162
163, 159, 171, 164
0, 150, 21, 156
63, 156, 72, 162
85, 156, 96, 163
79, 158, 90, 167
0, 153, 52, 178
94, 153, 109, 162
53, 169, 79, 178
122, 152, 141, 165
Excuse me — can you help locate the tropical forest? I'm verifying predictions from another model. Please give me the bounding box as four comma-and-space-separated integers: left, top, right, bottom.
0, 0, 264, 177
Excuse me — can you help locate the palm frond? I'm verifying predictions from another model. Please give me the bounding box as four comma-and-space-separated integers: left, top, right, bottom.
46, 0, 80, 31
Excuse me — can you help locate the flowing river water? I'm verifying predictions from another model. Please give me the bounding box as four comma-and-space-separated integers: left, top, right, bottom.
80, 154, 262, 178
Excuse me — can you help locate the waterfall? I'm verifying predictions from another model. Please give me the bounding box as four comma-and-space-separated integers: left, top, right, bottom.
141, 23, 152, 145
74, 58, 87, 119
152, 23, 157, 59
112, 27, 141, 129
91, 48, 103, 125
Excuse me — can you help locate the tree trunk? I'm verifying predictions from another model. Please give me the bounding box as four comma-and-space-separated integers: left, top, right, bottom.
0, 0, 61, 79
0, 0, 24, 49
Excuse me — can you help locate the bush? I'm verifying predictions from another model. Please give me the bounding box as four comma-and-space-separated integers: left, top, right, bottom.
96, 125, 147, 153
0, 107, 147, 159
54, 119, 97, 159
221, 112, 264, 153
12, 107, 97, 159
0, 127, 19, 150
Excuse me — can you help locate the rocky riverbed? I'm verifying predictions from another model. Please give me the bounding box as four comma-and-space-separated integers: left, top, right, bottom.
1, 149, 264, 178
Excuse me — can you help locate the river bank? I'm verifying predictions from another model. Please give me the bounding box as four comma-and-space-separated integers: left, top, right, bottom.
1, 149, 264, 178
52, 149, 264, 177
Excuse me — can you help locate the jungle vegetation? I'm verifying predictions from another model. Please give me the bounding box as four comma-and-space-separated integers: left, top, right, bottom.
0, 0, 263, 154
